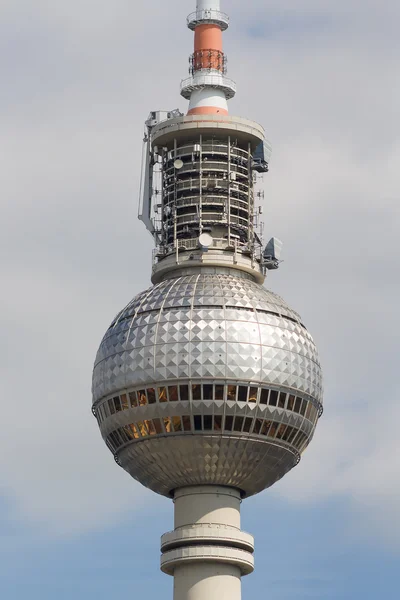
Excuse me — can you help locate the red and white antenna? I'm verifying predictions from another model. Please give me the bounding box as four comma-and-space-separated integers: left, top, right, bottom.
181, 0, 236, 115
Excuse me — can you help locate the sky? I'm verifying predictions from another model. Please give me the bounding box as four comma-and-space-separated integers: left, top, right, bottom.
1, 0, 399, 597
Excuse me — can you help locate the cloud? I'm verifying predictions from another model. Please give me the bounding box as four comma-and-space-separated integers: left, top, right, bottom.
1, 0, 399, 546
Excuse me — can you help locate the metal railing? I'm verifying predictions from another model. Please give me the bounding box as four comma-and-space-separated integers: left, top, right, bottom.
187, 9, 230, 31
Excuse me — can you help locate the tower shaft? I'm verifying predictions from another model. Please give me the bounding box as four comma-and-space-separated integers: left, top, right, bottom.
161, 487, 254, 600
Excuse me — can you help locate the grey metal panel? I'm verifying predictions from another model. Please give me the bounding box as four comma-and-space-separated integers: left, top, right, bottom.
92, 272, 323, 497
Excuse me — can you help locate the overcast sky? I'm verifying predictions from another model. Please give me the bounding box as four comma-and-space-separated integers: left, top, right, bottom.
1, 0, 399, 598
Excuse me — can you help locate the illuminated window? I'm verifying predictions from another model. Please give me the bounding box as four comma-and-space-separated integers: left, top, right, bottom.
248, 387, 258, 403
238, 386, 247, 402
269, 422, 278, 437
145, 420, 156, 435
147, 388, 156, 405
233, 416, 244, 432
121, 394, 129, 410
269, 390, 278, 407
287, 395, 295, 411
214, 415, 222, 431
224, 415, 234, 431
182, 415, 191, 431
260, 389, 269, 405
276, 423, 287, 439
227, 385, 237, 401
294, 397, 302, 414
138, 390, 147, 406
192, 385, 201, 400
172, 416, 183, 432
168, 386, 179, 402
114, 397, 122, 412
137, 421, 148, 437
127, 423, 140, 439
203, 385, 213, 400
108, 398, 116, 415
243, 417, 253, 432
194, 415, 202, 430
158, 387, 168, 403
278, 392, 287, 409
163, 417, 172, 433
179, 385, 189, 401
215, 385, 224, 400
204, 415, 213, 430
129, 391, 138, 408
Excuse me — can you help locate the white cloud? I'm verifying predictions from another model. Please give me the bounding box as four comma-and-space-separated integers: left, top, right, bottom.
1, 0, 399, 544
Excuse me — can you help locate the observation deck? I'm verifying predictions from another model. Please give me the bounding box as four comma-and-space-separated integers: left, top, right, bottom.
187, 9, 230, 31
181, 72, 237, 101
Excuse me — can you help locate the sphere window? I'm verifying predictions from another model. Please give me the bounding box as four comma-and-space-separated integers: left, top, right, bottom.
287, 395, 295, 411
253, 418, 263, 434
179, 385, 189, 401
243, 417, 253, 433
153, 419, 163, 434
282, 425, 294, 442
238, 386, 248, 402
214, 415, 222, 431
108, 398, 116, 415
260, 389, 269, 405
248, 387, 258, 403
182, 415, 192, 431
269, 422, 279, 437
173, 416, 183, 432
224, 415, 234, 431
203, 385, 213, 400
305, 401, 313, 421
278, 392, 287, 409
233, 416, 244, 432
299, 399, 307, 417
145, 420, 157, 435
121, 394, 129, 410
129, 391, 138, 408
192, 385, 202, 401
227, 385, 237, 401
137, 421, 147, 437
163, 417, 173, 433
168, 386, 179, 402
215, 385, 224, 400
147, 388, 156, 405
294, 398, 302, 414
158, 387, 168, 403
269, 390, 278, 407
138, 390, 147, 406
114, 397, 122, 412
194, 415, 202, 430
276, 424, 287, 440
204, 415, 213, 430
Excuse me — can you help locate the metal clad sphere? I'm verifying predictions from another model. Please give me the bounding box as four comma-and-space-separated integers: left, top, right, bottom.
92, 272, 323, 497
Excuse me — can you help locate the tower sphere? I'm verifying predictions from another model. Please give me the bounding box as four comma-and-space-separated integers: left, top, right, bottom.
92, 270, 322, 498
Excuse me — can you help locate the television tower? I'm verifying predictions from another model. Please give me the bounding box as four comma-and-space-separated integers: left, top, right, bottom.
92, 1, 323, 599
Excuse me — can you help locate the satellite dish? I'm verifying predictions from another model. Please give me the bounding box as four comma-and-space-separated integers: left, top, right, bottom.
199, 233, 213, 249
174, 159, 184, 170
